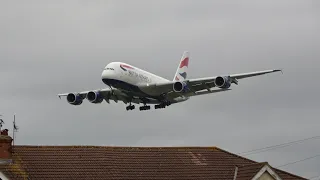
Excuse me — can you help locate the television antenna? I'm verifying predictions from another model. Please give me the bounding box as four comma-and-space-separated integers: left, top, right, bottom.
0, 115, 4, 132
12, 115, 19, 153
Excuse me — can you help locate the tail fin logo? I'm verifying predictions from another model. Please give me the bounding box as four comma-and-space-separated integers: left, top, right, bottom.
173, 51, 189, 81
179, 57, 189, 68
177, 57, 188, 79
179, 72, 187, 79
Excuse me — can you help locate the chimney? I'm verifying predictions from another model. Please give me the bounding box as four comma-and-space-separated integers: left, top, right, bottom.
0, 129, 13, 160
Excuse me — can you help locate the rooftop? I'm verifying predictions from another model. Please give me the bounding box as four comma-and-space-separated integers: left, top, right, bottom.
0, 145, 307, 180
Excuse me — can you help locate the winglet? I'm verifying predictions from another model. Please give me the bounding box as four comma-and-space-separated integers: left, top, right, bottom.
58, 93, 68, 99
274, 69, 283, 74
272, 69, 283, 74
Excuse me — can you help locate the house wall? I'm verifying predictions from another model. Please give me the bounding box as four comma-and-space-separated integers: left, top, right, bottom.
258, 171, 276, 180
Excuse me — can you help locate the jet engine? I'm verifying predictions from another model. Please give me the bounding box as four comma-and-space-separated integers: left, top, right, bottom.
66, 93, 83, 105
214, 76, 232, 89
173, 81, 188, 93
86, 91, 104, 104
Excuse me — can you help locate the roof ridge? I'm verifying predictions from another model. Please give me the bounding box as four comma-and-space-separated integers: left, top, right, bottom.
273, 167, 308, 180
14, 145, 220, 149
238, 162, 268, 168
212, 147, 257, 164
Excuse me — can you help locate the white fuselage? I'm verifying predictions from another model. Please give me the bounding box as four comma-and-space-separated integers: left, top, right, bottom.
101, 62, 170, 97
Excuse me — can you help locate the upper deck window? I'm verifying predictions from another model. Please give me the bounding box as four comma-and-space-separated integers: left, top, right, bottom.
105, 67, 115, 70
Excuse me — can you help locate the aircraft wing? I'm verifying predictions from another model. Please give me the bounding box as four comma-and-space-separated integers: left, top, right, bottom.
141, 69, 282, 98
187, 69, 282, 92
58, 88, 133, 104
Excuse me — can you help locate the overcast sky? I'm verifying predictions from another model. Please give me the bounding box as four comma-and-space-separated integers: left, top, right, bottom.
0, 0, 319, 178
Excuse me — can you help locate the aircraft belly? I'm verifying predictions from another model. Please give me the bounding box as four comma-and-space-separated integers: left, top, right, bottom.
138, 86, 164, 96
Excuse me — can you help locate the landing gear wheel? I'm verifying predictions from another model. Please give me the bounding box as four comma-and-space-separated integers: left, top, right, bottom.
155, 103, 167, 109
139, 105, 151, 111
155, 99, 172, 110
126, 104, 135, 111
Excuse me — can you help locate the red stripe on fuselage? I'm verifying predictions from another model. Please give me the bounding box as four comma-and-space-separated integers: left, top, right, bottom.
120, 64, 134, 69
179, 58, 189, 68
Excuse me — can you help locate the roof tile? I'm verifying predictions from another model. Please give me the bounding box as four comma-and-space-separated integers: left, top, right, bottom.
236, 162, 268, 180
0, 146, 307, 180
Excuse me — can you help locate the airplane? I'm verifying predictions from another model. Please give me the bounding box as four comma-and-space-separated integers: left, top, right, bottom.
58, 51, 282, 111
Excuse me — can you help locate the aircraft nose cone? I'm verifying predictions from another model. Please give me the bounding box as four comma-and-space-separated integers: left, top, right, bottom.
101, 69, 116, 86
101, 68, 116, 81
101, 70, 109, 79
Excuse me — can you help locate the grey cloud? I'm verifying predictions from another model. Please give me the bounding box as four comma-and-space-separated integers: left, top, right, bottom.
0, 0, 319, 178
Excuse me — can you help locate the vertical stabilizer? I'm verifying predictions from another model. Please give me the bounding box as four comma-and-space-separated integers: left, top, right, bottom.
173, 51, 189, 81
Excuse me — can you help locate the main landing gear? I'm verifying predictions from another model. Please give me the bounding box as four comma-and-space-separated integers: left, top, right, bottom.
125, 100, 172, 111
126, 103, 135, 111
126, 102, 150, 111
139, 105, 151, 111
154, 104, 165, 109
154, 101, 171, 109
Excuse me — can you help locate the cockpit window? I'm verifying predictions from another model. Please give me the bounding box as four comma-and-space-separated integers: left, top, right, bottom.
105, 67, 115, 70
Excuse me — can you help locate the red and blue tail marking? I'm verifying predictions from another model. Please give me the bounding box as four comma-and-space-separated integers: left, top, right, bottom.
173, 51, 189, 81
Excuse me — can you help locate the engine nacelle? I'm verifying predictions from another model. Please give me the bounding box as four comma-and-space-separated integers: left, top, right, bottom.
173, 81, 188, 93
66, 93, 83, 105
86, 91, 104, 104
214, 76, 232, 89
